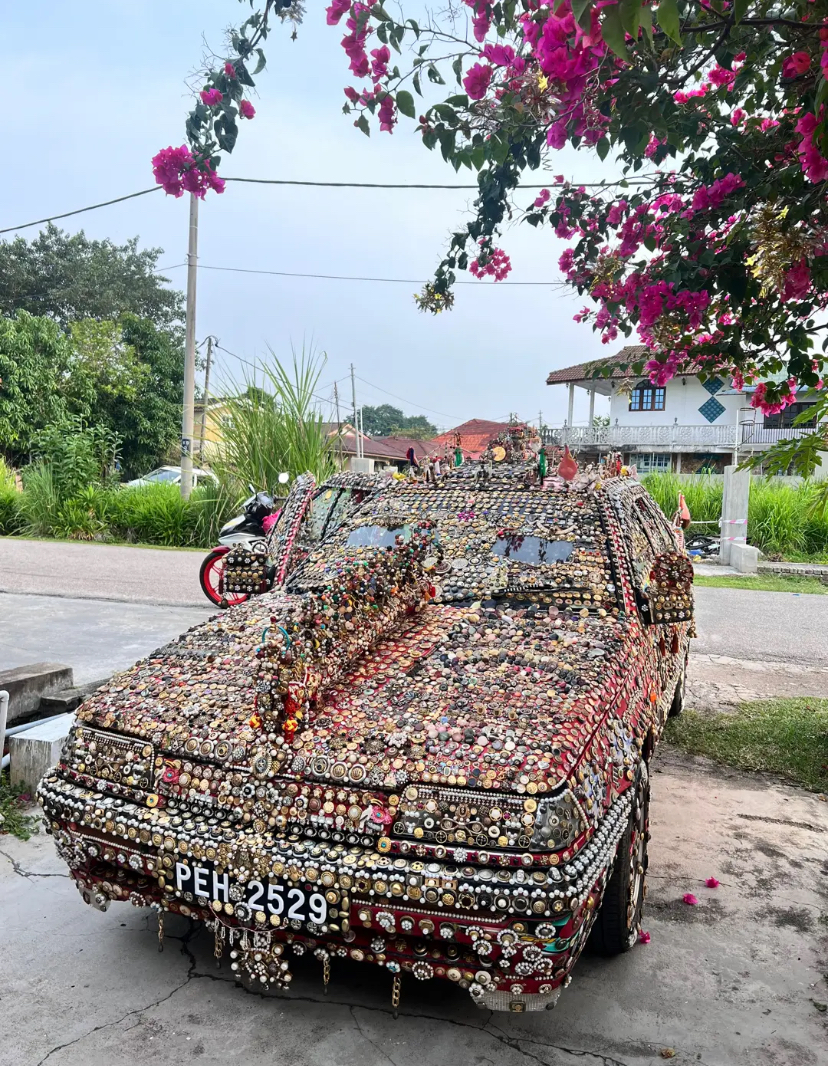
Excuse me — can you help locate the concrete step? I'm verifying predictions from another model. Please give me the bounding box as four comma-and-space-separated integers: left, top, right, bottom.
9, 713, 74, 795
39, 689, 85, 714
0, 663, 74, 725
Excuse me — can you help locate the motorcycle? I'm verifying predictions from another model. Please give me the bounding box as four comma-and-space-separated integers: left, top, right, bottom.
199, 481, 284, 608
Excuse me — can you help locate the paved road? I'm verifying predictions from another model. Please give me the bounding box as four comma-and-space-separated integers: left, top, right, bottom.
0, 593, 209, 686
0, 537, 206, 607
2, 750, 825, 1066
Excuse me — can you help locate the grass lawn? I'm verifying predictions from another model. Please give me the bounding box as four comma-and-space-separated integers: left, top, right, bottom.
0, 771, 38, 841
666, 699, 828, 793
694, 573, 828, 595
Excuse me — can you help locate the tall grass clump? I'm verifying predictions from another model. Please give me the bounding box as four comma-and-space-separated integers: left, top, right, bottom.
643, 471, 828, 557
641, 473, 723, 534
213, 346, 338, 498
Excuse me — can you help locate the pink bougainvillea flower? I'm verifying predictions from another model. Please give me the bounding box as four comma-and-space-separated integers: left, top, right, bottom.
705, 877, 720, 888
370, 45, 390, 79
224, 61, 237, 77
326, 0, 351, 25
783, 258, 811, 300
782, 51, 812, 78
482, 43, 516, 67
240, 99, 256, 119
638, 930, 652, 944
730, 108, 745, 126
200, 88, 223, 106
534, 188, 551, 208
464, 62, 493, 100
378, 93, 397, 133
683, 893, 699, 905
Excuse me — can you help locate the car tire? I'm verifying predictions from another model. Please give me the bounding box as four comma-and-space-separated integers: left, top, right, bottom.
588, 763, 650, 956
668, 653, 688, 718
199, 548, 249, 609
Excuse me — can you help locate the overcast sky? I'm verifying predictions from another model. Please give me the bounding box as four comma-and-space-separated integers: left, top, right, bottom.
4, 1, 620, 431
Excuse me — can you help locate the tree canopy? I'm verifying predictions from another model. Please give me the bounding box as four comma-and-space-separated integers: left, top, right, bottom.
360, 403, 437, 438
0, 224, 183, 331
159, 0, 828, 473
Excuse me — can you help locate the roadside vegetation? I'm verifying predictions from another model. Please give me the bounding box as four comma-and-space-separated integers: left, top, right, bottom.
693, 574, 828, 595
642, 473, 828, 560
0, 348, 337, 549
0, 772, 37, 841
666, 699, 828, 793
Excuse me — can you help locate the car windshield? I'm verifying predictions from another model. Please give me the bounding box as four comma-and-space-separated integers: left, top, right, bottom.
144, 468, 178, 483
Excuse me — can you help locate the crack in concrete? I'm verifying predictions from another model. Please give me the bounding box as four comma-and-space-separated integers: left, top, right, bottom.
0, 848, 69, 880
33, 973, 194, 1066
484, 1019, 634, 1066
736, 813, 826, 834
350, 1004, 401, 1066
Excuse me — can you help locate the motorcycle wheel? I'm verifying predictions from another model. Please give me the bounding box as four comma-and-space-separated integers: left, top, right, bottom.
199, 548, 249, 609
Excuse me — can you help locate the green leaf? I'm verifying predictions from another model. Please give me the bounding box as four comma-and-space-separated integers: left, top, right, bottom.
407, 18, 420, 36
356, 114, 371, 137
619, 0, 641, 37
596, 136, 610, 161
639, 4, 653, 46
471, 144, 487, 170
570, 0, 591, 22
376, 22, 388, 43
252, 49, 266, 75
732, 0, 750, 22
446, 94, 469, 107
396, 90, 416, 119
656, 0, 682, 46
427, 65, 446, 85
452, 56, 463, 85
816, 78, 828, 116
413, 72, 422, 96
601, 6, 629, 61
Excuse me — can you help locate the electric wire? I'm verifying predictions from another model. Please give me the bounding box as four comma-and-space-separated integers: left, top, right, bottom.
0, 174, 657, 235
165, 261, 564, 287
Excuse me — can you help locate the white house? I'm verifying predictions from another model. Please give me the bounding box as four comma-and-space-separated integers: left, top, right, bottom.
544, 345, 821, 474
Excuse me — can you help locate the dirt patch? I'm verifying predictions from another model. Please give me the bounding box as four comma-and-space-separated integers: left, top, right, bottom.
646, 895, 729, 924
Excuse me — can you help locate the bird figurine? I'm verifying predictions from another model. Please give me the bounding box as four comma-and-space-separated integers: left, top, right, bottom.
557, 445, 579, 481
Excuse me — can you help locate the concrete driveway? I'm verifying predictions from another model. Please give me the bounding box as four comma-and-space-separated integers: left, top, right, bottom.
2, 750, 826, 1066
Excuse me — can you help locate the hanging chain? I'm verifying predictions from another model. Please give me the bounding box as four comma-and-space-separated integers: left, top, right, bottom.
391, 974, 401, 1017
157, 909, 165, 953
322, 955, 330, 993
214, 923, 224, 966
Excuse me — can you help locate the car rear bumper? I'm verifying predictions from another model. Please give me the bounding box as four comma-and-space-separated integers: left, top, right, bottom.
38, 771, 632, 1011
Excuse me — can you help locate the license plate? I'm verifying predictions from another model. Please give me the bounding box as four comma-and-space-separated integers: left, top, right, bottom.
173, 860, 328, 928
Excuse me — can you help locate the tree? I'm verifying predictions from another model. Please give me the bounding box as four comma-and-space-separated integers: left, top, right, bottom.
0, 313, 73, 458
0, 224, 183, 331
0, 312, 182, 476
360, 403, 437, 438
160, 0, 828, 474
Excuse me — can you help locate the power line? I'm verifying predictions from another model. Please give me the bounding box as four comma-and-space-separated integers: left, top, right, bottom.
164, 262, 563, 287
211, 342, 336, 411
0, 187, 160, 235
355, 374, 462, 422
0, 174, 657, 235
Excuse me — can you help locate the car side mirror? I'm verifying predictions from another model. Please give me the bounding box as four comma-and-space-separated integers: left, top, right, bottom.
641, 551, 694, 625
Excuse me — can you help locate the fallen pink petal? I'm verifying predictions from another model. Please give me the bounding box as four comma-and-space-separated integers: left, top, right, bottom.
705, 877, 721, 888
683, 893, 699, 905
638, 930, 651, 944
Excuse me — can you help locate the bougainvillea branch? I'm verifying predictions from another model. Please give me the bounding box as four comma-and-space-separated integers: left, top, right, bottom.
158, 0, 828, 473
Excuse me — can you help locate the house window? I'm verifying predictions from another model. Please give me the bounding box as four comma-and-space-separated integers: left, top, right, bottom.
629, 453, 671, 474
763, 402, 817, 430
629, 383, 665, 412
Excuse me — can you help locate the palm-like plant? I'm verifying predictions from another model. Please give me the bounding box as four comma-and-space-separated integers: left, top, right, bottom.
213, 346, 338, 497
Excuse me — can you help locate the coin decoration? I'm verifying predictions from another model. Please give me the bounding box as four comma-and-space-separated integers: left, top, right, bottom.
39, 433, 693, 1014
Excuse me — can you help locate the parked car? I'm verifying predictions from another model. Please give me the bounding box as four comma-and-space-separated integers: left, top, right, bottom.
40, 449, 693, 1014
126, 465, 218, 488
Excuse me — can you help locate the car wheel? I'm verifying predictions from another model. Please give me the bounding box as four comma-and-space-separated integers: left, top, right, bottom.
588, 763, 650, 956
668, 652, 688, 718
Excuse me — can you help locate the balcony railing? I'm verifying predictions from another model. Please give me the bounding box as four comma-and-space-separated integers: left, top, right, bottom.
539, 423, 823, 450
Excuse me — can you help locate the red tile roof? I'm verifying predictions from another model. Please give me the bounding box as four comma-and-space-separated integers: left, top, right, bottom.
545, 345, 649, 385
373, 437, 432, 461
428, 419, 517, 460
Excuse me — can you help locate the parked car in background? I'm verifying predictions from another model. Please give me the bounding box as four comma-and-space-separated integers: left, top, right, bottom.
40, 440, 693, 1014
126, 465, 218, 488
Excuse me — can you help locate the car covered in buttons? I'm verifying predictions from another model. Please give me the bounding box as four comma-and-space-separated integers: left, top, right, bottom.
39, 444, 694, 1013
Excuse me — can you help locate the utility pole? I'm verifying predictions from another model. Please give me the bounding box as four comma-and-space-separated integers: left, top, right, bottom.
199, 335, 214, 462
349, 363, 362, 459
181, 192, 199, 498
333, 381, 342, 427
